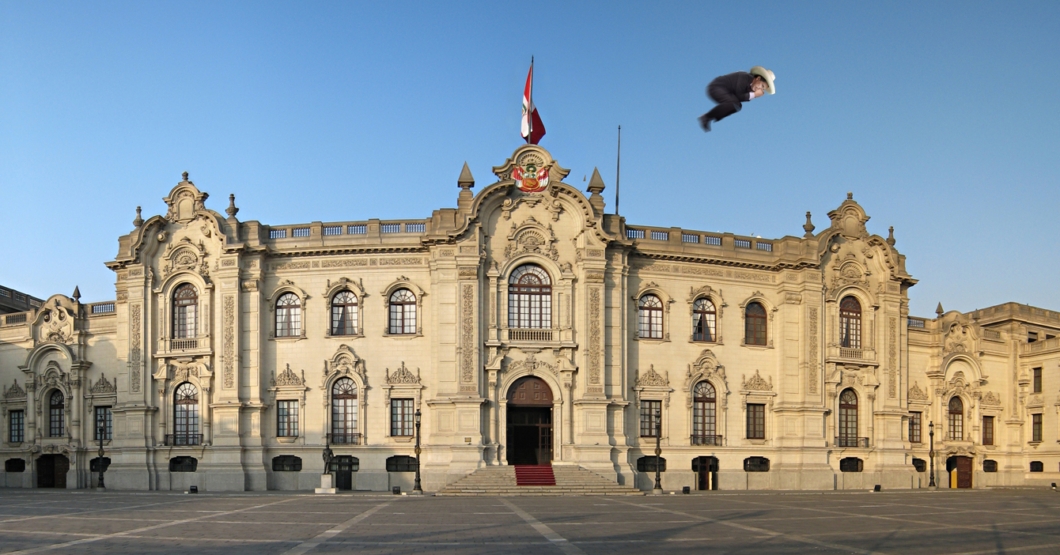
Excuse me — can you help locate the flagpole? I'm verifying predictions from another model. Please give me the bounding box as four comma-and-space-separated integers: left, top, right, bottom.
615, 125, 621, 216
527, 56, 533, 144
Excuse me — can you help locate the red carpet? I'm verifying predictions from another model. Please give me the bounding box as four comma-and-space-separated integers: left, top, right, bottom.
514, 465, 556, 486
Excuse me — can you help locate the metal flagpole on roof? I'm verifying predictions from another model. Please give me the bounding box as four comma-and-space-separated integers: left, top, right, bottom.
615, 125, 621, 215
528, 56, 533, 144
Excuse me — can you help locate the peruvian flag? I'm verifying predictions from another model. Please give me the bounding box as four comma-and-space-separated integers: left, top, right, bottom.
520, 59, 545, 144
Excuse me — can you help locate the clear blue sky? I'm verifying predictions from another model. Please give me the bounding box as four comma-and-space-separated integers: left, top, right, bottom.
2, 1, 1057, 317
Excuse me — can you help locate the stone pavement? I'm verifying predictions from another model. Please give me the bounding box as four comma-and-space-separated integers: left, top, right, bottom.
1, 488, 1060, 554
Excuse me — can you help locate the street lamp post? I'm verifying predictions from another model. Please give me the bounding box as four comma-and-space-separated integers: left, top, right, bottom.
653, 408, 663, 494
96, 418, 106, 490
413, 409, 423, 494
928, 421, 936, 488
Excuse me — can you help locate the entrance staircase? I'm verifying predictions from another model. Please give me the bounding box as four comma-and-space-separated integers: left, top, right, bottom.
437, 465, 641, 496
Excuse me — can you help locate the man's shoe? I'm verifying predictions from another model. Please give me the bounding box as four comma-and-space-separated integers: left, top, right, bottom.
699, 115, 711, 132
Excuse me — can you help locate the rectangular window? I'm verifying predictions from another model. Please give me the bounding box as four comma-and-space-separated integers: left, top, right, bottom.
277, 400, 299, 437
9, 410, 24, 443
1032, 413, 1042, 443
391, 399, 414, 437
909, 412, 922, 443
1028, 331, 1038, 343
640, 401, 661, 438
94, 407, 112, 441
746, 404, 765, 439
1033, 367, 1042, 393
982, 415, 994, 446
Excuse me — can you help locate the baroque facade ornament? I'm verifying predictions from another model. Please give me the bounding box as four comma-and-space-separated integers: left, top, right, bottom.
386, 362, 420, 385
273, 364, 305, 387
981, 390, 1001, 406
507, 354, 557, 376
742, 370, 773, 391
89, 373, 117, 394
4, 379, 25, 399
908, 381, 928, 401
636, 365, 669, 387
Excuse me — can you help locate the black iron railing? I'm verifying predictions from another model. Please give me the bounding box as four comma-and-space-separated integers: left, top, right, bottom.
691, 434, 724, 446
327, 432, 362, 445
165, 433, 203, 446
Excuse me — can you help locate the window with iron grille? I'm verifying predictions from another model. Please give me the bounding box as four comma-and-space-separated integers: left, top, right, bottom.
692, 298, 716, 342
693, 381, 717, 442
388, 289, 417, 334
948, 397, 963, 441
169, 456, 197, 472
746, 403, 765, 439
743, 457, 769, 472
840, 457, 863, 472
1033, 367, 1042, 393
386, 455, 417, 472
49, 390, 64, 437
839, 296, 862, 349
275, 293, 302, 337
331, 378, 357, 442
983, 459, 997, 472
292, 227, 310, 238
9, 410, 23, 443
1032, 413, 1042, 443
272, 455, 302, 471
508, 265, 552, 330
636, 456, 666, 472
638, 294, 663, 339
640, 400, 661, 438
172, 283, 198, 339
381, 224, 401, 233
1030, 461, 1044, 472
347, 225, 367, 235
95, 406, 112, 441
909, 412, 921, 443
391, 398, 414, 437
174, 382, 199, 445
269, 229, 287, 239
912, 458, 926, 472
277, 400, 298, 438
839, 389, 858, 446
330, 291, 358, 335
5, 458, 25, 472
744, 302, 767, 346
982, 415, 994, 445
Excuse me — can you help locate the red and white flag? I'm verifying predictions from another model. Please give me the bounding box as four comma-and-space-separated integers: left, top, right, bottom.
520, 60, 545, 144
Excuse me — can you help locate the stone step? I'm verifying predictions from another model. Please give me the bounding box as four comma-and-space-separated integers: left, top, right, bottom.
437, 464, 640, 496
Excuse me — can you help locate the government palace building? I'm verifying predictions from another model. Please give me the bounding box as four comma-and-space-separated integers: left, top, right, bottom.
2, 144, 1059, 493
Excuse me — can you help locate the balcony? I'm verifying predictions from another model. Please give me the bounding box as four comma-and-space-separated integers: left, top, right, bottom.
328, 432, 362, 445
691, 434, 724, 446
839, 347, 864, 360
165, 433, 203, 446
835, 436, 869, 448
507, 328, 553, 342
158, 336, 210, 356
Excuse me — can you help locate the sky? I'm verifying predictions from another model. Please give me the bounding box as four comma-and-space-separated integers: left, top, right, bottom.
1, 1, 1057, 317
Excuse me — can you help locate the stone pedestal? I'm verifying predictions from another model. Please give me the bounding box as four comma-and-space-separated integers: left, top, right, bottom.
315, 473, 337, 494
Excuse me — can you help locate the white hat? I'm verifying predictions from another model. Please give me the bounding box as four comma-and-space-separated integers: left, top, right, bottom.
749, 66, 776, 95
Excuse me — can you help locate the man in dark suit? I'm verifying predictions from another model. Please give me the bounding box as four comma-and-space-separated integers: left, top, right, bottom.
699, 66, 775, 132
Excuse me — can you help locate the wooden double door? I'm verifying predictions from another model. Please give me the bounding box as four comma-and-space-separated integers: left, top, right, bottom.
947, 456, 973, 489
693, 456, 719, 491
37, 455, 69, 488
330, 456, 358, 491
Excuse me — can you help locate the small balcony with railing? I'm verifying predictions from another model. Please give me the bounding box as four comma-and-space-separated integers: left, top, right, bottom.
691, 434, 724, 446
507, 328, 554, 342
158, 336, 211, 356
327, 432, 362, 445
165, 433, 203, 446
834, 436, 869, 448
828, 345, 876, 364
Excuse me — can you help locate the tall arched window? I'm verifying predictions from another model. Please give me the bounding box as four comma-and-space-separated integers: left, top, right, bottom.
275, 293, 302, 337
330, 291, 358, 336
49, 390, 64, 437
745, 302, 767, 346
174, 382, 199, 445
948, 397, 964, 441
172, 283, 198, 339
508, 265, 552, 329
638, 294, 663, 339
692, 381, 718, 445
331, 378, 358, 444
838, 388, 858, 447
692, 298, 717, 342
389, 289, 417, 334
839, 296, 862, 349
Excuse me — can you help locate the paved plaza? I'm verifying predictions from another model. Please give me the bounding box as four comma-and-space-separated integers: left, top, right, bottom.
1, 489, 1060, 554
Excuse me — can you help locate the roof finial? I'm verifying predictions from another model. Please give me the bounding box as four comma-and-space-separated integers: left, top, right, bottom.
72, 286, 81, 301
803, 211, 815, 238
182, 171, 189, 182
457, 162, 475, 190
133, 206, 143, 228
226, 194, 239, 218
846, 191, 853, 200
886, 226, 895, 247
935, 302, 944, 318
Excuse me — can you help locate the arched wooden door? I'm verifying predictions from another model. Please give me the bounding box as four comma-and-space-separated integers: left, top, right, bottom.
506, 377, 553, 465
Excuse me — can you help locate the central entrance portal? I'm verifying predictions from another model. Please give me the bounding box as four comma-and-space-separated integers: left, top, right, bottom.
506, 377, 553, 465
36, 454, 69, 489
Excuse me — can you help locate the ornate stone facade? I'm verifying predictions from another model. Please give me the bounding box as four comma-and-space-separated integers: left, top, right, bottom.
1, 145, 1059, 492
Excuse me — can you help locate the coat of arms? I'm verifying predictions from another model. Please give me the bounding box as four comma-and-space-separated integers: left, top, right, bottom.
513, 161, 549, 193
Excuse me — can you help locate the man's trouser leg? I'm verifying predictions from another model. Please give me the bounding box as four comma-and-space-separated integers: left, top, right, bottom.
703, 85, 742, 123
